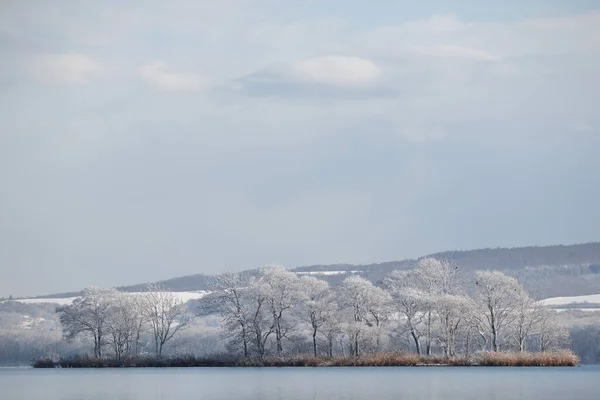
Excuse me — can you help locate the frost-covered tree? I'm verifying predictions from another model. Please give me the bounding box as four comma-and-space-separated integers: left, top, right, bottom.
511, 289, 543, 352
385, 259, 460, 355
245, 276, 274, 358
413, 258, 460, 355
105, 292, 141, 362
141, 284, 189, 357
56, 287, 116, 358
259, 265, 302, 355
339, 275, 391, 356
473, 271, 522, 351
210, 272, 251, 358
298, 276, 337, 357
536, 307, 569, 352
433, 294, 473, 356
320, 310, 343, 358
385, 271, 426, 355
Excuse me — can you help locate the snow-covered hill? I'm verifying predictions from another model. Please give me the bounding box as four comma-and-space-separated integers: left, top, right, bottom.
540, 293, 600, 312
7, 290, 211, 306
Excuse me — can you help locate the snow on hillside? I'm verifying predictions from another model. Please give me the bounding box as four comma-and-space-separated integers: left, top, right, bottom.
7, 291, 211, 306
295, 270, 363, 276
540, 294, 600, 306
15, 297, 78, 306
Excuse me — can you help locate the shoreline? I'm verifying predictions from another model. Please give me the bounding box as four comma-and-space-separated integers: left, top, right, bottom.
32, 351, 579, 368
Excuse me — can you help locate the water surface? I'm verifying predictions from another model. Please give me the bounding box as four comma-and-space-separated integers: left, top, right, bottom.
1, 366, 598, 399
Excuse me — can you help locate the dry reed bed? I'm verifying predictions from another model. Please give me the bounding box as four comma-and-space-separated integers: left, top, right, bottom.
33, 351, 578, 368
478, 350, 579, 367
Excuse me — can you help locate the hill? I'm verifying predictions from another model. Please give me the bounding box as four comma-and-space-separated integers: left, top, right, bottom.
29, 242, 600, 300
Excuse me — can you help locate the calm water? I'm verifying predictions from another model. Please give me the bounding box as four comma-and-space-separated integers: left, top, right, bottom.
1, 366, 598, 400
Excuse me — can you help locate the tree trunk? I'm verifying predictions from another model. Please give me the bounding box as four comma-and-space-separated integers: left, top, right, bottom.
240, 322, 248, 358
411, 329, 421, 355
491, 325, 498, 352
313, 328, 318, 357
426, 310, 432, 355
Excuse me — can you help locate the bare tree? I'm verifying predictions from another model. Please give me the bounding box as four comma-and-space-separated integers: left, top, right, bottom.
413, 258, 460, 355
536, 307, 568, 352
339, 275, 390, 356
56, 287, 116, 358
105, 292, 140, 362
141, 284, 189, 357
320, 310, 342, 358
259, 265, 301, 356
130, 294, 148, 356
385, 271, 426, 355
210, 272, 251, 358
473, 271, 522, 351
433, 294, 472, 356
245, 277, 273, 359
511, 289, 543, 352
298, 276, 337, 357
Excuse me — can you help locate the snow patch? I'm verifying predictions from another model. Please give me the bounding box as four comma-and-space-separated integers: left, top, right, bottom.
539, 294, 600, 306
295, 270, 363, 276
6, 291, 211, 306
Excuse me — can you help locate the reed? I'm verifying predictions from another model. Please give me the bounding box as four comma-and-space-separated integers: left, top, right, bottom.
477, 350, 579, 367
32, 350, 579, 368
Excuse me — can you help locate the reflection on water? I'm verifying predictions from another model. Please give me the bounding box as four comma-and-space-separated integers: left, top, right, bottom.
1, 366, 598, 400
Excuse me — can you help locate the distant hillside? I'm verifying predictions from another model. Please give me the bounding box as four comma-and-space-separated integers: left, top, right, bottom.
34, 242, 600, 300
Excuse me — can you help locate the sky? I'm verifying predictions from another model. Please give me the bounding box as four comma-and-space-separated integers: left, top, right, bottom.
1, 0, 599, 297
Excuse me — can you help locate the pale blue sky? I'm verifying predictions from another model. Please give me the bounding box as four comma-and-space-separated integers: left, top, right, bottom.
1, 1, 599, 296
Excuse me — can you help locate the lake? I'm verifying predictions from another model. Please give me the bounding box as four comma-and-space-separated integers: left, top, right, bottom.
1, 366, 598, 399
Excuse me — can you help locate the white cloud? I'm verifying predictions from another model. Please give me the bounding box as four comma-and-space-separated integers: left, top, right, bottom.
357, 12, 600, 59
288, 55, 380, 86
411, 45, 501, 61
27, 53, 106, 84
138, 61, 207, 91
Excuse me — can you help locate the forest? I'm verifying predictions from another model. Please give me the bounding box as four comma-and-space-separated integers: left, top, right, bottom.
2, 258, 600, 366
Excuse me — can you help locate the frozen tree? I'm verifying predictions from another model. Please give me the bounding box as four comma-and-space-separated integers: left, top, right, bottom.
385, 259, 460, 355
259, 265, 301, 356
56, 287, 117, 358
339, 275, 391, 356
413, 258, 460, 355
210, 272, 251, 358
536, 307, 569, 352
245, 277, 274, 358
414, 258, 461, 295
459, 297, 489, 356
320, 311, 342, 358
105, 292, 141, 362
385, 271, 426, 355
298, 276, 337, 356
473, 271, 522, 351
130, 294, 148, 356
511, 289, 543, 352
141, 284, 189, 357
433, 294, 473, 356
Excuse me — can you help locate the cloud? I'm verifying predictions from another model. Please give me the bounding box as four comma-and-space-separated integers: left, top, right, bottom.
138, 61, 207, 91
237, 55, 392, 98
411, 45, 501, 61
288, 56, 380, 86
26, 53, 106, 84
357, 12, 600, 59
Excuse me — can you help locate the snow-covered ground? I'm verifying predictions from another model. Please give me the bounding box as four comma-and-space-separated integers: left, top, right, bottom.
6, 291, 211, 306
540, 294, 600, 306
295, 270, 363, 276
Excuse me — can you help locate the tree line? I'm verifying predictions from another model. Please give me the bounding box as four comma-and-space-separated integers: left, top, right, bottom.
51, 258, 570, 361
207, 259, 568, 359
56, 284, 189, 361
